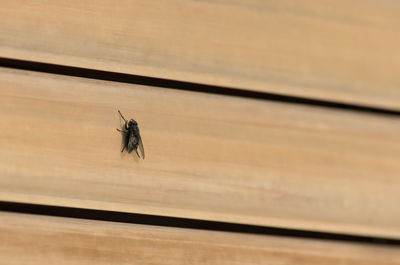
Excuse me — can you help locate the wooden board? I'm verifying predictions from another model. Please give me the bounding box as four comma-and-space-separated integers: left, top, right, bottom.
1, 0, 400, 109
1, 68, 400, 238
1, 212, 400, 265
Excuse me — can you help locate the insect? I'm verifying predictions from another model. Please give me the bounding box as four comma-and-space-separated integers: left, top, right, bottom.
116, 110, 145, 159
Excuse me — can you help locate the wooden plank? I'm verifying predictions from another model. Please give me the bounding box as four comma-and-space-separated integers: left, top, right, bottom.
1, 0, 400, 109
1, 212, 399, 265
1, 68, 400, 238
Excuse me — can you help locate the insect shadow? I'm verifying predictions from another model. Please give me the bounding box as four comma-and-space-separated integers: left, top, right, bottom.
116, 110, 145, 159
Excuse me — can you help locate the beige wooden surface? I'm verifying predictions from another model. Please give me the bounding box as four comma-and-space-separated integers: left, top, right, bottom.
1, 67, 400, 238
1, 0, 400, 109
1, 212, 399, 265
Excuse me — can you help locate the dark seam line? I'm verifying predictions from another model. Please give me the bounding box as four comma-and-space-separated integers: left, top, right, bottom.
0, 57, 399, 116
1, 201, 399, 246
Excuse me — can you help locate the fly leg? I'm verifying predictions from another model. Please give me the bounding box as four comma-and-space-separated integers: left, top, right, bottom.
117, 128, 127, 153
118, 110, 127, 122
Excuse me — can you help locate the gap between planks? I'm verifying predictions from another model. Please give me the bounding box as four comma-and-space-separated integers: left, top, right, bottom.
0, 57, 399, 117
1, 201, 400, 246
1, 211, 400, 265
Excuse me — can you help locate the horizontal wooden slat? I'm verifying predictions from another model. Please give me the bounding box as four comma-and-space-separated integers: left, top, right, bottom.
1, 212, 399, 264
1, 0, 400, 109
1, 68, 400, 238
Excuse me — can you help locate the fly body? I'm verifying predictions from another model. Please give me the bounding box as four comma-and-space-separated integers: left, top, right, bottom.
117, 110, 145, 159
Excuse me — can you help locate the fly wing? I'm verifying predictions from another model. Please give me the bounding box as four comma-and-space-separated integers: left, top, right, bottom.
138, 134, 145, 159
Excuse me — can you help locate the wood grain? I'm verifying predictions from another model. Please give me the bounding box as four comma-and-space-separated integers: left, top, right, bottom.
1, 68, 400, 238
1, 212, 400, 265
1, 0, 400, 109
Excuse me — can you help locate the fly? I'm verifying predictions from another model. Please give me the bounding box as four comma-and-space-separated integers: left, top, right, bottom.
117, 110, 145, 159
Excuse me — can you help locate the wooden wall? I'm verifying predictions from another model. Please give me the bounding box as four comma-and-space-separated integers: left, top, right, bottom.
1, 0, 399, 263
